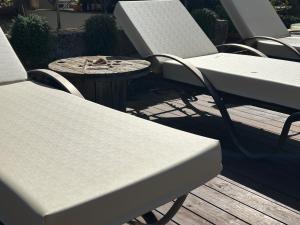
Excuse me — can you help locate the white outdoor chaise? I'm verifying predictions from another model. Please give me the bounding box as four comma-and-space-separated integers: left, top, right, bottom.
219, 0, 300, 60
0, 27, 222, 225
114, 0, 300, 157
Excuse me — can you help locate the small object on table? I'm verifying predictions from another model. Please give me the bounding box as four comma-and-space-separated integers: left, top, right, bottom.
49, 56, 151, 111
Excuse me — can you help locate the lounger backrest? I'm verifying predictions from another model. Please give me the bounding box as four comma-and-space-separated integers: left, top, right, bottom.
0, 27, 27, 84
114, 0, 218, 60
220, 0, 290, 39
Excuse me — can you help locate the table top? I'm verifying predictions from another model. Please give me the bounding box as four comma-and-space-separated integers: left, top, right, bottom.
49, 56, 151, 79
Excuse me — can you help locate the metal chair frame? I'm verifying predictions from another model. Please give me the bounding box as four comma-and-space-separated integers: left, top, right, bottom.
146, 49, 300, 158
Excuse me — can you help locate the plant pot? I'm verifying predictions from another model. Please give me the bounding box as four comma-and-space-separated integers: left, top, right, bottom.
82, 3, 87, 11
214, 19, 228, 45
73, 4, 81, 12
30, 0, 39, 9
0, 6, 16, 16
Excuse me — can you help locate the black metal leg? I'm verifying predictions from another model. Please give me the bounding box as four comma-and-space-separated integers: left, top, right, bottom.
279, 112, 300, 149
142, 212, 158, 224
128, 195, 187, 225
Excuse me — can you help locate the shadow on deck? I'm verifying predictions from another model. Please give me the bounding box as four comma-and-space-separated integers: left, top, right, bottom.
127, 76, 300, 225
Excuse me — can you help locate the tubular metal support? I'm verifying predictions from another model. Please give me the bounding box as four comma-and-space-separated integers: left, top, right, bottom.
289, 30, 300, 34
28, 69, 84, 99
243, 36, 300, 59
279, 112, 300, 149
216, 43, 267, 57
128, 195, 187, 225
146, 54, 277, 158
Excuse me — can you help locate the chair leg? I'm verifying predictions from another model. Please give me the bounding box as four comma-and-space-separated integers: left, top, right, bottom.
128, 195, 187, 225
279, 112, 300, 149
142, 212, 158, 224
181, 87, 276, 159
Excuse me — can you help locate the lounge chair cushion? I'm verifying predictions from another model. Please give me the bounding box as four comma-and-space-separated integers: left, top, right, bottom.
0, 28, 27, 84
163, 53, 300, 110
256, 36, 300, 59
114, 0, 218, 59
0, 81, 222, 225
219, 0, 289, 39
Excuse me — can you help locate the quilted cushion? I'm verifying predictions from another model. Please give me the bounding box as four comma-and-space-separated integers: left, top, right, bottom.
163, 53, 300, 110
0, 81, 222, 225
220, 0, 290, 39
0, 27, 27, 84
114, 0, 218, 59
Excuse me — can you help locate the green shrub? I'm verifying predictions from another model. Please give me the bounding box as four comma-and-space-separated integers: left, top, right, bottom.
280, 14, 300, 27
84, 14, 118, 55
191, 8, 218, 40
10, 14, 50, 68
269, 0, 300, 27
184, 0, 219, 11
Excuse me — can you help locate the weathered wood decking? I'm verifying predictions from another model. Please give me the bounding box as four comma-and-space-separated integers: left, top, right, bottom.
126, 77, 300, 225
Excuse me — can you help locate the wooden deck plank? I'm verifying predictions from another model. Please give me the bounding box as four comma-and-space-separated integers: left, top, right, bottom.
206, 176, 300, 224
192, 186, 284, 225
171, 96, 300, 139
157, 202, 213, 225
147, 90, 300, 138
223, 154, 300, 196
217, 175, 300, 215
134, 211, 178, 225
222, 169, 300, 211
181, 192, 248, 225
136, 93, 300, 153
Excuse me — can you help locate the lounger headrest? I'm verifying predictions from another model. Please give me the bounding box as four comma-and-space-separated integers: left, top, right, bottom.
220, 0, 289, 39
0, 27, 27, 85
114, 0, 218, 60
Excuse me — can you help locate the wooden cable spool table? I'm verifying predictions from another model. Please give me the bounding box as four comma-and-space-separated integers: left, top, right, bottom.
49, 56, 151, 111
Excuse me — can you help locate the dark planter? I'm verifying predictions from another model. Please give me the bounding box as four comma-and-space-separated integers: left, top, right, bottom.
0, 6, 16, 16
214, 19, 228, 45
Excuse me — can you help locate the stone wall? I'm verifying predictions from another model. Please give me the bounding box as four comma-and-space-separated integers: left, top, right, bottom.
50, 28, 137, 61
50, 29, 86, 59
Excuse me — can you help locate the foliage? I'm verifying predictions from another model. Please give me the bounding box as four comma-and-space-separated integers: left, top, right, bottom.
10, 14, 50, 68
214, 4, 238, 36
103, 0, 137, 13
0, 0, 12, 8
183, 0, 219, 10
84, 14, 118, 55
280, 14, 300, 26
191, 8, 218, 40
270, 0, 290, 7
270, 0, 300, 27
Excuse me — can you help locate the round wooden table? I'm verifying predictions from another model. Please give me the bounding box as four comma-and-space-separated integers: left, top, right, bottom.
49, 56, 151, 111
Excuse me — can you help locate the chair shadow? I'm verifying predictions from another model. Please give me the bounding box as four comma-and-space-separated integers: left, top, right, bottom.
128, 77, 300, 211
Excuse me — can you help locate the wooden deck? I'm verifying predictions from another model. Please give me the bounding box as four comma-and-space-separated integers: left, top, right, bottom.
126, 76, 300, 225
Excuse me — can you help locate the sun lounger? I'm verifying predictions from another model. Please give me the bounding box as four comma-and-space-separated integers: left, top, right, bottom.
0, 27, 222, 225
219, 0, 300, 60
114, 0, 300, 157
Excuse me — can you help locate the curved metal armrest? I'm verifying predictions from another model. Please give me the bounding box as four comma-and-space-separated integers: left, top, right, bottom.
146, 54, 206, 85
243, 36, 300, 58
28, 69, 84, 99
216, 43, 267, 57
289, 29, 300, 34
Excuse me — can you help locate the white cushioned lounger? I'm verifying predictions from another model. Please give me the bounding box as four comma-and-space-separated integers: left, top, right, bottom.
219, 0, 300, 60
0, 29, 27, 83
114, 0, 300, 111
0, 28, 222, 225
